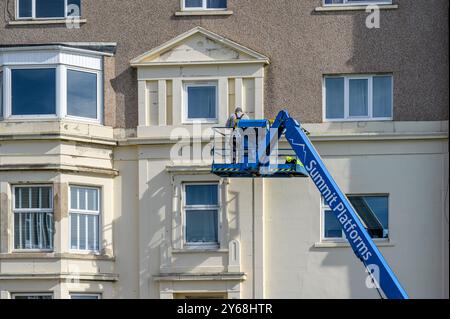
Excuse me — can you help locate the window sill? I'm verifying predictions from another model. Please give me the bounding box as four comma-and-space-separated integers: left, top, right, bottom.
174, 10, 233, 17
314, 241, 395, 248
315, 4, 398, 12
0, 252, 115, 261
8, 19, 87, 26
173, 248, 228, 254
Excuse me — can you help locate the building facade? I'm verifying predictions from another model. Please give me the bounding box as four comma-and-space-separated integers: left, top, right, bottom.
0, 0, 448, 299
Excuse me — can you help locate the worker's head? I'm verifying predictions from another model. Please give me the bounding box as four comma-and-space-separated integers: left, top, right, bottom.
235, 107, 243, 114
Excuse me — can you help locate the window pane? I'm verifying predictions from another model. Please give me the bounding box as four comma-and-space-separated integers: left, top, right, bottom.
67, 70, 98, 119
87, 188, 98, 211
18, 0, 32, 18
87, 215, 98, 251
70, 214, 78, 249
30, 187, 40, 208
325, 78, 344, 119
14, 212, 53, 250
325, 0, 344, 4
207, 0, 227, 9
67, 0, 81, 16
349, 195, 389, 239
0, 72, 3, 117
186, 210, 218, 243
79, 214, 86, 250
187, 85, 216, 119
324, 210, 342, 238
40, 187, 51, 209
349, 79, 369, 117
185, 0, 203, 8
21, 188, 30, 208
78, 188, 87, 210
373, 76, 392, 118
12, 69, 56, 115
185, 184, 218, 206
70, 187, 78, 210
35, 0, 65, 18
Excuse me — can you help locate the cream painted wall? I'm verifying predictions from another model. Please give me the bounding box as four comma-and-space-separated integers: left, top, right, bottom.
0, 121, 448, 299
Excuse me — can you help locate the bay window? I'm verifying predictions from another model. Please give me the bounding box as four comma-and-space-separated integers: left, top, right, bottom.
183, 0, 227, 10
183, 183, 220, 247
1, 55, 102, 123
324, 74, 393, 121
13, 186, 54, 251
17, 0, 81, 19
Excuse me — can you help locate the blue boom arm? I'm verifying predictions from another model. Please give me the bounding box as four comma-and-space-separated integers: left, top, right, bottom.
271, 110, 408, 299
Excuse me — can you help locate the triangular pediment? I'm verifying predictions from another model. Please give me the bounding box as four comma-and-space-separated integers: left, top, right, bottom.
131, 27, 269, 66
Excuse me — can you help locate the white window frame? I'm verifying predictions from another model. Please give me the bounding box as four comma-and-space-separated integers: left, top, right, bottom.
323, 74, 393, 122
70, 293, 102, 299
69, 185, 101, 254
16, 0, 81, 20
12, 185, 54, 252
183, 81, 219, 124
65, 66, 102, 124
320, 194, 390, 243
182, 182, 221, 249
181, 0, 227, 11
7, 65, 59, 120
323, 0, 392, 6
12, 293, 53, 299
0, 70, 4, 119
2, 64, 103, 124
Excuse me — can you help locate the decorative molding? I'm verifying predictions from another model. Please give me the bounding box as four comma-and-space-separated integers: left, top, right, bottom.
0, 164, 119, 177
153, 272, 246, 282
0, 252, 115, 261
131, 26, 270, 67
0, 273, 119, 282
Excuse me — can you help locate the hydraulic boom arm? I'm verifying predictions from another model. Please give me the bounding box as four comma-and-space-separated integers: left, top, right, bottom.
271, 110, 408, 299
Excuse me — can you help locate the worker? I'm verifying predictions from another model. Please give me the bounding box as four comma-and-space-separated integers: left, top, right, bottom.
226, 107, 249, 128
285, 156, 304, 167
226, 107, 249, 164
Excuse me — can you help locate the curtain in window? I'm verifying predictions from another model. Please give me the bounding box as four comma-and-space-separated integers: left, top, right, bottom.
373, 76, 392, 118
325, 78, 345, 119
14, 212, 53, 250
187, 86, 216, 119
349, 79, 369, 117
186, 210, 218, 243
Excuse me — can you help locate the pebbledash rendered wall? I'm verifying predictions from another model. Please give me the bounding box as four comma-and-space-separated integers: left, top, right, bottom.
0, 0, 448, 127
0, 0, 449, 299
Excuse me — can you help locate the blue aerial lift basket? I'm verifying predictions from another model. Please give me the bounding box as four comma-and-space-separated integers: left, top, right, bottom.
211, 119, 308, 178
